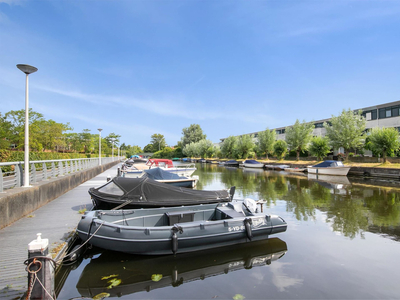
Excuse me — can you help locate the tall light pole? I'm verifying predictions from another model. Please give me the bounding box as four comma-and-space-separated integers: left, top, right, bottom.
111, 138, 116, 161
98, 128, 102, 165
17, 64, 38, 188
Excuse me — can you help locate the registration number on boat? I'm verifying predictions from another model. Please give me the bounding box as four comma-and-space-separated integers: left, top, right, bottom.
228, 225, 245, 232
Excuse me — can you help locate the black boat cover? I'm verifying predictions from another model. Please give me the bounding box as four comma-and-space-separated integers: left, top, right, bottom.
89, 176, 234, 208
142, 167, 187, 180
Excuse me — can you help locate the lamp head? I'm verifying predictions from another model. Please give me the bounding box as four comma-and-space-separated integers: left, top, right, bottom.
17, 64, 38, 75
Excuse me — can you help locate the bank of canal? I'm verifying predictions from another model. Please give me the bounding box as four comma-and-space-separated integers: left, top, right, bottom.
56, 163, 400, 300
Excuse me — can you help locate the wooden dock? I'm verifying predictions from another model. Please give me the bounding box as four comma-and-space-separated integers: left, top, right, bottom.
0, 164, 119, 300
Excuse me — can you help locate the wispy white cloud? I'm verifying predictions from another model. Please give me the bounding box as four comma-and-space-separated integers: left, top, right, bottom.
34, 83, 274, 124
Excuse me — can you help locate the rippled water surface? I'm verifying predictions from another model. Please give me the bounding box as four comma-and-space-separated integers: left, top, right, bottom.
56, 163, 400, 299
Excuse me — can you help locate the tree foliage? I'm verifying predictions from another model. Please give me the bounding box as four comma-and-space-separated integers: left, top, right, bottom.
256, 128, 276, 159
273, 139, 287, 160
150, 133, 166, 152
366, 127, 400, 163
324, 109, 366, 158
220, 136, 237, 158
234, 135, 255, 159
181, 124, 206, 148
285, 119, 314, 161
309, 136, 331, 161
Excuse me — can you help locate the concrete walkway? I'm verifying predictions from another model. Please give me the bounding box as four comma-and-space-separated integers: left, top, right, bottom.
0, 163, 119, 300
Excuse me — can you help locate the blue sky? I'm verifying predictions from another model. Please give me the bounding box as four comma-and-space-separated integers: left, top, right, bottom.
1, 0, 400, 148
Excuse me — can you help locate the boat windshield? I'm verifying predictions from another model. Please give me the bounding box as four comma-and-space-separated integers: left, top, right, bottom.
98, 181, 124, 195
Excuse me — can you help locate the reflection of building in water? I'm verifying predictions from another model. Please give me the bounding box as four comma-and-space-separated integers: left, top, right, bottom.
73, 238, 287, 298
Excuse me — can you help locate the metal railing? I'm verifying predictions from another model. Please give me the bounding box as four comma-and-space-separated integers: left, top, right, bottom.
0, 157, 121, 192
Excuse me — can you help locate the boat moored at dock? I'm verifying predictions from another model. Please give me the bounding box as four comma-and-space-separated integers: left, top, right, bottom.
76, 200, 287, 255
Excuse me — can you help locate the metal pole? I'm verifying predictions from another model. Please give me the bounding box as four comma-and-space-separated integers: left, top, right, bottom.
112, 141, 114, 161
17, 64, 37, 187
98, 129, 102, 166
24, 73, 30, 187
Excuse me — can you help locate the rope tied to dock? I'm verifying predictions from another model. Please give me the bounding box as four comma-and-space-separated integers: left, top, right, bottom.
24, 257, 56, 300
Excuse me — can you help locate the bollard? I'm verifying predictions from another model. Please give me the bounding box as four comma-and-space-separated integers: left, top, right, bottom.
117, 167, 121, 177
26, 233, 55, 300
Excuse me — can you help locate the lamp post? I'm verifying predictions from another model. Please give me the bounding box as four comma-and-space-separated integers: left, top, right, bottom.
111, 138, 116, 161
17, 64, 38, 187
98, 129, 102, 165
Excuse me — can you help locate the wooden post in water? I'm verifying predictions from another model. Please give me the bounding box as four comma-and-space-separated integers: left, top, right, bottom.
26, 233, 55, 300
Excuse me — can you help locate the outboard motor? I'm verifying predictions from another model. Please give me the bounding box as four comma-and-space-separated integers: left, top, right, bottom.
243, 198, 258, 214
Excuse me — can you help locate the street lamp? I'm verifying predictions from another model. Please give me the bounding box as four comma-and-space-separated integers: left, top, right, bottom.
98, 128, 102, 166
17, 64, 38, 187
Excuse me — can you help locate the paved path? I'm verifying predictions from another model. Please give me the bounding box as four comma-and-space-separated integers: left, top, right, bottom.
0, 164, 119, 300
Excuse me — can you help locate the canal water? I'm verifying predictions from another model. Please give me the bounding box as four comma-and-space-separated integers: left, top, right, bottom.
56, 163, 400, 299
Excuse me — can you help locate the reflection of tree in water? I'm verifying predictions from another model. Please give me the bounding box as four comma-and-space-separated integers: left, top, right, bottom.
195, 164, 225, 190
200, 164, 400, 241
325, 193, 369, 239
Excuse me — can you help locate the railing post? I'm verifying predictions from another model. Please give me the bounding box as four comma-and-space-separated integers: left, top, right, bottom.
16, 163, 22, 187
51, 162, 56, 178
0, 168, 3, 193
31, 163, 37, 184
58, 161, 63, 176
43, 162, 48, 181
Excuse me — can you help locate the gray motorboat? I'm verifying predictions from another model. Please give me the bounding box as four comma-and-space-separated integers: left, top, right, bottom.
76, 199, 287, 255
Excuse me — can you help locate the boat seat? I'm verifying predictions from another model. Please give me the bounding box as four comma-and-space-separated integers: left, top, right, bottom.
165, 211, 195, 225
216, 203, 245, 219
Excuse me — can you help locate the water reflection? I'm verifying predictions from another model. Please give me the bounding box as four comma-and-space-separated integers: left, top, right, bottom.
72, 238, 287, 298
196, 164, 400, 241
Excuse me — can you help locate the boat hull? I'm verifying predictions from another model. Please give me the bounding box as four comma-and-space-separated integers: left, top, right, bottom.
77, 204, 287, 255
242, 163, 264, 168
307, 166, 350, 176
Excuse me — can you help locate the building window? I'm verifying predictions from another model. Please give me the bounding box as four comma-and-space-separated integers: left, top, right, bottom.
314, 122, 324, 128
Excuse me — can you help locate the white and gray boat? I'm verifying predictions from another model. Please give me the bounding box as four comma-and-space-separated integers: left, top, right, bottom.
76, 199, 287, 255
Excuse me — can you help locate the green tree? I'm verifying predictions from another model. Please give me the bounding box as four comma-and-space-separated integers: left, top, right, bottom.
285, 119, 314, 161
234, 135, 255, 159
181, 124, 206, 148
220, 136, 237, 158
143, 144, 154, 153
309, 136, 331, 161
366, 127, 400, 163
198, 139, 215, 158
324, 109, 366, 159
0, 113, 12, 149
5, 109, 44, 150
150, 133, 166, 152
256, 128, 276, 159
273, 139, 287, 160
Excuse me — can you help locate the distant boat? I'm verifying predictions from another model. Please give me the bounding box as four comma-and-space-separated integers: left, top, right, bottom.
242, 160, 264, 168
221, 160, 240, 167
123, 159, 196, 178
273, 165, 290, 171
307, 160, 350, 176
76, 199, 287, 255
284, 167, 306, 172
142, 167, 198, 188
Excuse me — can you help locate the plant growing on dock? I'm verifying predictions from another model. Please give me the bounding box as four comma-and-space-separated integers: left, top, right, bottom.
285, 120, 315, 161
366, 127, 400, 163
256, 128, 276, 159
309, 136, 331, 161
323, 109, 366, 160
273, 140, 287, 160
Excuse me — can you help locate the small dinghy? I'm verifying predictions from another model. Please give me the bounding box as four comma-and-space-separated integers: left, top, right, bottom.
89, 176, 234, 209
76, 199, 287, 255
